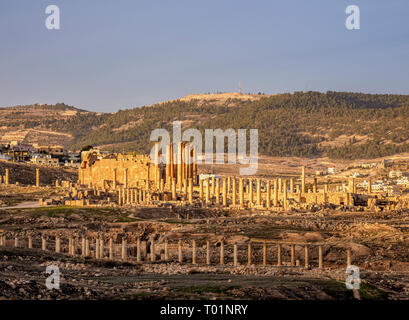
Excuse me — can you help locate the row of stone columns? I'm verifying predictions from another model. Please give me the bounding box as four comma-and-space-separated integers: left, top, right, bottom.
0, 168, 40, 187
0, 233, 353, 268
118, 188, 152, 206
197, 177, 300, 209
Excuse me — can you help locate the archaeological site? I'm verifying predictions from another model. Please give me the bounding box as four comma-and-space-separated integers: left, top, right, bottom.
1, 140, 409, 301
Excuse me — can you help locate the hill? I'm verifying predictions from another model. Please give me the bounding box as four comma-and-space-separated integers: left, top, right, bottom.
0, 103, 101, 146
2, 92, 409, 159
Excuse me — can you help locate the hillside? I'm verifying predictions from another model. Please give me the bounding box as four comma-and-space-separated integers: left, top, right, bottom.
2, 92, 409, 159
0, 103, 98, 146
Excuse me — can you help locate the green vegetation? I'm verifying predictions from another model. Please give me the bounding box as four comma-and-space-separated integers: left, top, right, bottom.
179, 285, 240, 295
7, 91, 409, 159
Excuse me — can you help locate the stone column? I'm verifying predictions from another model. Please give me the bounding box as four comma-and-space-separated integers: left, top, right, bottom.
14, 235, 19, 248
283, 179, 288, 210
192, 240, 197, 264
121, 238, 127, 260
36, 168, 40, 187
290, 178, 294, 193
192, 145, 197, 184
277, 243, 282, 266
172, 178, 177, 201
5, 169, 9, 185
215, 178, 220, 204
164, 240, 169, 261
178, 240, 183, 263
263, 242, 267, 266
136, 238, 141, 262
165, 145, 171, 187
222, 178, 227, 206
304, 244, 309, 268
301, 166, 306, 193
273, 179, 278, 207
118, 189, 122, 206
318, 245, 323, 269
227, 176, 231, 193
85, 238, 90, 257
124, 168, 128, 189
347, 248, 351, 266
95, 238, 99, 258
183, 179, 187, 196
232, 178, 236, 206
206, 241, 211, 265
113, 168, 117, 190
247, 242, 252, 265
154, 142, 160, 187
42, 236, 46, 251
106, 238, 112, 259
170, 143, 175, 184
99, 238, 104, 259
233, 244, 238, 266
249, 179, 253, 205
256, 178, 261, 206
55, 236, 60, 253
368, 179, 372, 194
177, 142, 183, 190
220, 241, 224, 265
150, 238, 155, 262
239, 178, 244, 207
266, 180, 271, 208
188, 178, 193, 203
28, 235, 32, 249
72, 237, 77, 255
291, 244, 295, 266
297, 185, 301, 203
81, 237, 86, 256
211, 176, 215, 195
205, 178, 210, 204
199, 179, 204, 203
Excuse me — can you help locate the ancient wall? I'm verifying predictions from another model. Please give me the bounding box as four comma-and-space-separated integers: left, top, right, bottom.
78, 154, 161, 189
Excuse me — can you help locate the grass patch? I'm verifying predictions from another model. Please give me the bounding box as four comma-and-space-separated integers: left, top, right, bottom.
359, 283, 389, 300
178, 285, 240, 295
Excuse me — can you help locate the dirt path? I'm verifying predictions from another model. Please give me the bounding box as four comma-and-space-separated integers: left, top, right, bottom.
0, 201, 42, 210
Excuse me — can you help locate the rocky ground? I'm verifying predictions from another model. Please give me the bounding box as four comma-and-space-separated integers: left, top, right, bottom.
0, 161, 77, 186
0, 202, 408, 300
1, 246, 405, 300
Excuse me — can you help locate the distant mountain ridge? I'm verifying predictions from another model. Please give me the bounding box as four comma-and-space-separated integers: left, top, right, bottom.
1, 92, 409, 160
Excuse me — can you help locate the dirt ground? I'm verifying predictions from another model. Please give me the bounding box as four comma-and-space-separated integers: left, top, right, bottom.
0, 200, 408, 300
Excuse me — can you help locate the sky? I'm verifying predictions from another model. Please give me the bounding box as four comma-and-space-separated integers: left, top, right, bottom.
0, 0, 408, 112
